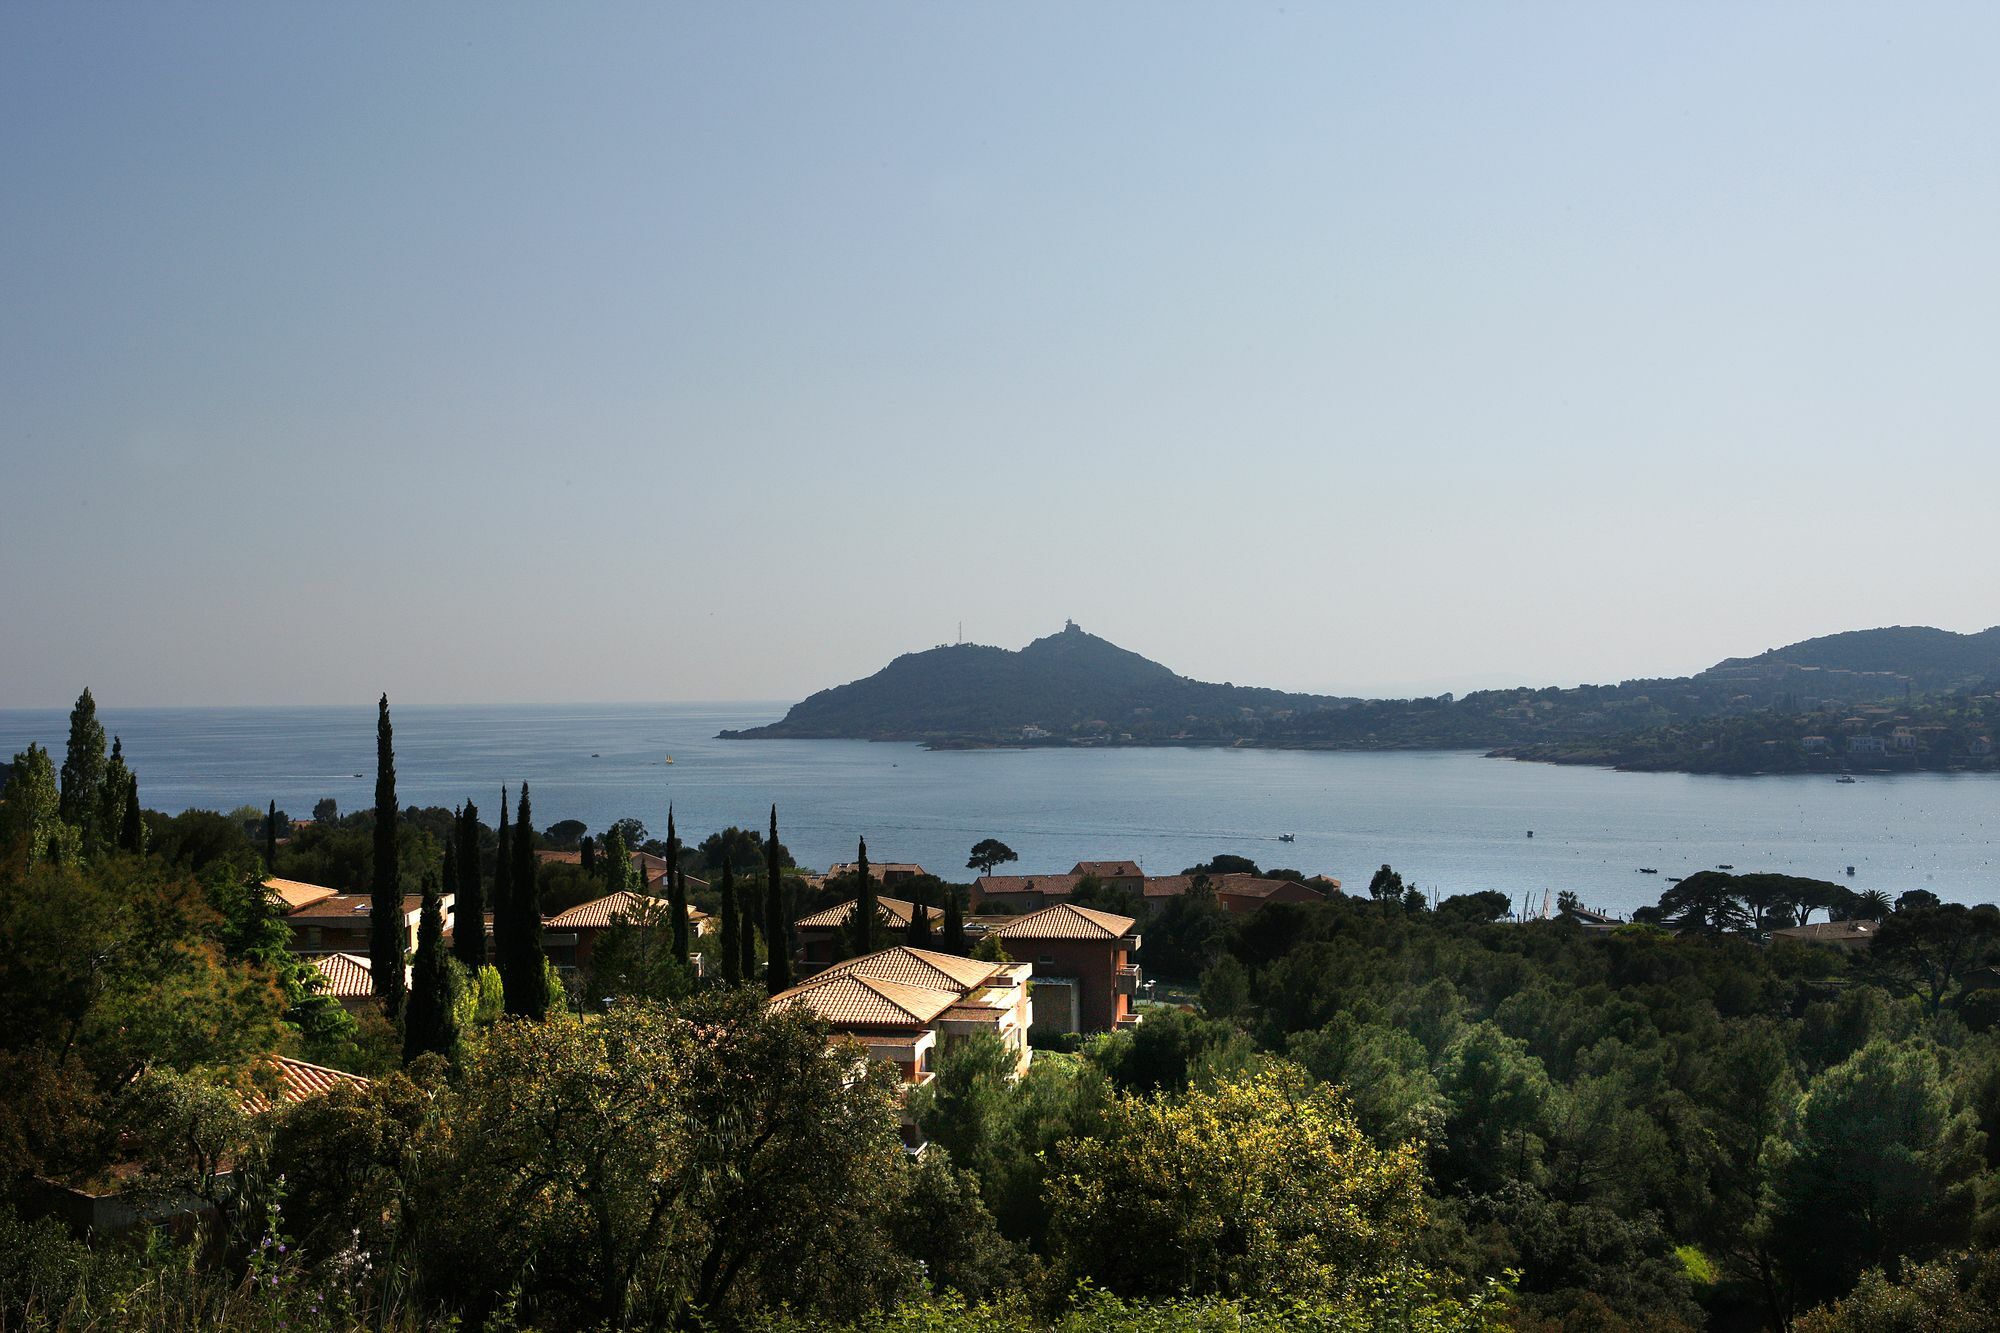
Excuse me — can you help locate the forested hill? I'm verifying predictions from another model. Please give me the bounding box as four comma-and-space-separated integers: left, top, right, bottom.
1708, 624, 2000, 691
723, 622, 2000, 761
719, 622, 1347, 742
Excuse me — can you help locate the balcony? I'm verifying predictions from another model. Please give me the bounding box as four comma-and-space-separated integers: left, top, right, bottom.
1115, 964, 1142, 997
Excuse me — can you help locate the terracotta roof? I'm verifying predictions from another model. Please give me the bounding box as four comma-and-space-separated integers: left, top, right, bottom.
1072, 860, 1142, 879
815, 945, 1007, 993
795, 896, 945, 930
976, 873, 1082, 897
305, 952, 376, 1000
263, 877, 338, 912
771, 972, 964, 1027
242, 1056, 369, 1115
548, 890, 652, 929
1140, 873, 1320, 901
284, 893, 427, 923
990, 901, 1135, 940
1772, 918, 1878, 944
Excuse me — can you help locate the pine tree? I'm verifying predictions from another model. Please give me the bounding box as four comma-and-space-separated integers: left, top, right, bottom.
667, 806, 690, 967
941, 886, 968, 955
453, 801, 486, 969
504, 783, 547, 1018
403, 869, 460, 1063
58, 688, 107, 850
764, 805, 792, 994
850, 835, 878, 957
264, 799, 278, 870
370, 694, 405, 1016
720, 859, 741, 986
491, 788, 513, 989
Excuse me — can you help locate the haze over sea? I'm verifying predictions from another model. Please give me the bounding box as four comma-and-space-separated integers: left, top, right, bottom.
5, 702, 1996, 916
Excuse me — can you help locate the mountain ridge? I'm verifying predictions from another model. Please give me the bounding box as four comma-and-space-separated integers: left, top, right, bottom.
721, 622, 2000, 757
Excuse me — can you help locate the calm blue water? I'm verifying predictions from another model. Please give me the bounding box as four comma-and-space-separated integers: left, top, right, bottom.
4, 702, 1996, 915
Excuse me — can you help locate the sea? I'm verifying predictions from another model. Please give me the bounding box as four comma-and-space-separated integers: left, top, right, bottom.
3, 702, 1996, 917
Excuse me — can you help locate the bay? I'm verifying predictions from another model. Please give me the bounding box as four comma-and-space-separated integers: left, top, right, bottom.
3, 702, 1996, 916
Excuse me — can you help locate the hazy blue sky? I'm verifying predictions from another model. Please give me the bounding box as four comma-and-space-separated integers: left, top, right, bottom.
4, 3, 1996, 707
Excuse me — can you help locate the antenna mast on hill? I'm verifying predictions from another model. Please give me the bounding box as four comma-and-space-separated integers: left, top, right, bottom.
958, 621, 962, 645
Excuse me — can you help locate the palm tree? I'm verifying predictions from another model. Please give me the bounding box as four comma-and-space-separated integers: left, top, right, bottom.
1854, 888, 1893, 921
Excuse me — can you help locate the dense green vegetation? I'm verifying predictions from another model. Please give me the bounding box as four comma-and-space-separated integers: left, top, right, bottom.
722, 622, 2000, 776
8, 689, 2000, 1330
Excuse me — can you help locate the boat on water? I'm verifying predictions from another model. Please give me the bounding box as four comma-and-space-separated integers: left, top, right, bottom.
1526, 830, 1534, 838
1639, 867, 1658, 874
1846, 865, 1856, 877
1718, 863, 1734, 870
664, 755, 674, 764
1835, 775, 1856, 784
1668, 876, 1684, 883
1278, 833, 1295, 843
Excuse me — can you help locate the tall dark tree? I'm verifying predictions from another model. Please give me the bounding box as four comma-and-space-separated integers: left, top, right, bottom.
905, 889, 934, 949
99, 737, 133, 854
966, 838, 1018, 877
667, 805, 690, 966
502, 783, 548, 1018
58, 687, 107, 848
370, 694, 405, 1015
720, 859, 742, 986
453, 800, 485, 969
118, 770, 144, 854
764, 805, 792, 994
580, 835, 597, 874
852, 836, 878, 956
738, 883, 758, 985
403, 869, 460, 1063
940, 886, 968, 955
491, 787, 513, 986
264, 799, 278, 871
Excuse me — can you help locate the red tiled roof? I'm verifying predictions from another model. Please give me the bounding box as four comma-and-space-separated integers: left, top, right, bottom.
305, 952, 376, 1000
771, 972, 964, 1027
814, 946, 1007, 993
975, 873, 1082, 898
795, 896, 945, 930
548, 890, 660, 929
1072, 860, 1142, 879
241, 1056, 369, 1115
990, 901, 1135, 940
263, 877, 338, 912
284, 892, 427, 923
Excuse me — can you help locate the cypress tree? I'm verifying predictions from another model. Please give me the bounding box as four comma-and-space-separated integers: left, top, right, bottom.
601, 824, 631, 892
504, 783, 547, 1018
852, 836, 878, 956
99, 738, 133, 854
403, 868, 460, 1063
58, 688, 107, 849
667, 806, 690, 967
370, 694, 405, 1016
580, 835, 596, 874
906, 890, 934, 949
738, 879, 758, 984
264, 799, 278, 870
453, 801, 485, 968
764, 805, 792, 994
941, 886, 968, 955
492, 789, 513, 994
720, 859, 741, 986
119, 771, 144, 854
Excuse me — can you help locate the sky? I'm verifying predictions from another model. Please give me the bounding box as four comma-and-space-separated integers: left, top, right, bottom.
3, 3, 1997, 707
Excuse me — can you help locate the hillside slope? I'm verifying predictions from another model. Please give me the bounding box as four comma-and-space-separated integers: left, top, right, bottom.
721, 622, 1342, 741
